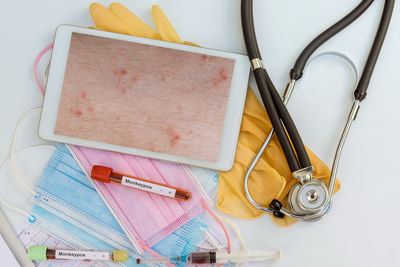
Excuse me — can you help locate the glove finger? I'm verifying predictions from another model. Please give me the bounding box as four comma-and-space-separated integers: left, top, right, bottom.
151, 5, 182, 43
109, 3, 160, 39
90, 3, 134, 36
183, 41, 200, 47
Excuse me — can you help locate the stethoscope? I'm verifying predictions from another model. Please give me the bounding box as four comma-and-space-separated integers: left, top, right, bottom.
241, 0, 394, 221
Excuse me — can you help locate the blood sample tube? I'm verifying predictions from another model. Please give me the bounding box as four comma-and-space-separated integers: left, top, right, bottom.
27, 246, 129, 262
90, 165, 191, 200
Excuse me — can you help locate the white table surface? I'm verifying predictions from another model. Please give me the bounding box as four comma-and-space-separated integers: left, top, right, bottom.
1, 1, 399, 266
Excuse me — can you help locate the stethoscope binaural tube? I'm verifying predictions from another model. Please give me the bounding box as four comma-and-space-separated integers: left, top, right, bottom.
289, 0, 375, 81
241, 0, 395, 221
242, 0, 312, 218
241, 1, 303, 175
241, 0, 312, 173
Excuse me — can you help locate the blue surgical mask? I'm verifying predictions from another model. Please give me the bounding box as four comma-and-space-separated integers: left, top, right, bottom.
152, 217, 208, 267
29, 144, 218, 266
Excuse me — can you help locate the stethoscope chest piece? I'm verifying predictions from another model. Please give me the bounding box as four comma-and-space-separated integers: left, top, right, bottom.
241, 0, 394, 222
288, 179, 330, 220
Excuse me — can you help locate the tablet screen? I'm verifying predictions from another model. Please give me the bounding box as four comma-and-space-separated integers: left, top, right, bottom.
55, 33, 235, 162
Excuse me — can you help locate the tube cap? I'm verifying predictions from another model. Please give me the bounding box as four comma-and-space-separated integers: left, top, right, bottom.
113, 250, 129, 262
91, 165, 113, 183
28, 246, 48, 261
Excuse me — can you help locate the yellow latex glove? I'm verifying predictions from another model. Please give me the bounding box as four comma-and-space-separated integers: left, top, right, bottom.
218, 89, 341, 226
89, 3, 135, 36
89, 2, 185, 41
89, 2, 340, 227
90, 3, 198, 45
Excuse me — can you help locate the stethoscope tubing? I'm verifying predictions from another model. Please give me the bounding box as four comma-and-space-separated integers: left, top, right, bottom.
241, 0, 310, 173
241, 0, 395, 220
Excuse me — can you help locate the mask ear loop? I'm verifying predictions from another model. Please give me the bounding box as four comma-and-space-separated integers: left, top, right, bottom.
197, 210, 247, 252
207, 176, 246, 252
0, 145, 56, 221
0, 45, 56, 221
10, 107, 44, 196
200, 199, 231, 253
34, 44, 53, 96
199, 200, 252, 267
216, 213, 248, 267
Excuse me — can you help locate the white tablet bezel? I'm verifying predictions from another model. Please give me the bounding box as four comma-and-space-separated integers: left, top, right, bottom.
39, 25, 250, 171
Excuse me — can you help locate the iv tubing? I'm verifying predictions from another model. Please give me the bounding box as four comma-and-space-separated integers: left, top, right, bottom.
201, 199, 231, 253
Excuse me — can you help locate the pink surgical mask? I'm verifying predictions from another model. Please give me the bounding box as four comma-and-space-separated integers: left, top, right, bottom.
69, 145, 212, 253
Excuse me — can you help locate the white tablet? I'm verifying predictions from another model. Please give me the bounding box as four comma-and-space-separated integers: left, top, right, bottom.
39, 25, 250, 171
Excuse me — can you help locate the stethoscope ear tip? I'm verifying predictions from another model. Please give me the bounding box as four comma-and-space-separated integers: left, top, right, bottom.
269, 199, 285, 218
272, 211, 285, 219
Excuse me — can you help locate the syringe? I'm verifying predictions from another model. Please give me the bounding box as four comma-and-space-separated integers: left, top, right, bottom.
136, 249, 280, 265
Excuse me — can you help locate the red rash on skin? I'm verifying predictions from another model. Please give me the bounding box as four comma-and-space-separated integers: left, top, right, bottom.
81, 92, 87, 99
116, 70, 129, 89
161, 76, 166, 82
213, 79, 221, 86
116, 116, 121, 121
219, 68, 228, 81
75, 109, 83, 116
121, 88, 127, 94
167, 125, 180, 146
170, 134, 180, 146
213, 68, 228, 86
132, 77, 138, 83
88, 106, 94, 112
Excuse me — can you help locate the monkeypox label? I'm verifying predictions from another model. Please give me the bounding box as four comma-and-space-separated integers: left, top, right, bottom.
55, 250, 110, 260
121, 176, 176, 198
